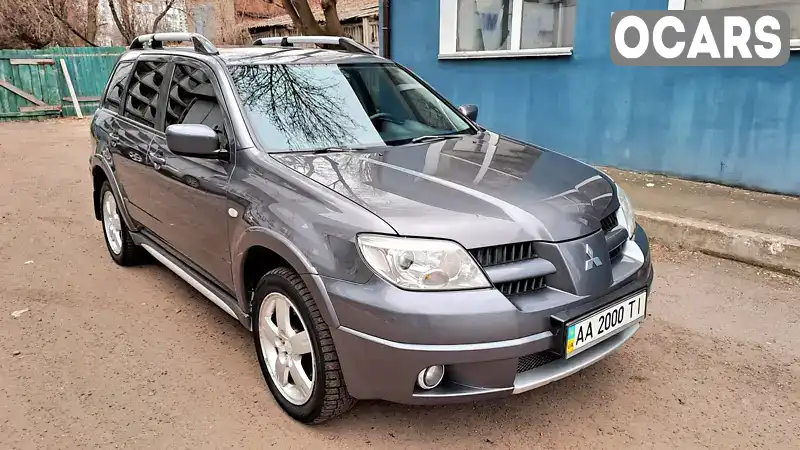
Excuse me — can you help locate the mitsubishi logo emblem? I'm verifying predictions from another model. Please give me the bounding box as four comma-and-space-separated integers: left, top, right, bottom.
585, 244, 603, 271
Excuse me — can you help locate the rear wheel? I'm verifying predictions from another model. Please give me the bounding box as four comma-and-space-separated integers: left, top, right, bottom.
252, 267, 355, 424
99, 182, 147, 266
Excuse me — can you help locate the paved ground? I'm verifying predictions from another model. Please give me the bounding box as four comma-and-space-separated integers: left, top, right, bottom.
0, 119, 798, 449
604, 167, 800, 241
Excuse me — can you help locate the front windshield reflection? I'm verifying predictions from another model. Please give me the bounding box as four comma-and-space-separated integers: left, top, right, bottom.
229, 63, 474, 152
230, 64, 378, 149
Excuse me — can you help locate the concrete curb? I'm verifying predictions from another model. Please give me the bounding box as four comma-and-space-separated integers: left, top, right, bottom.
637, 211, 800, 276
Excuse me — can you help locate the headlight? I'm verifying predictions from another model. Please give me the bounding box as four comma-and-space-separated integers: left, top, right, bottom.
357, 234, 491, 291
615, 184, 636, 240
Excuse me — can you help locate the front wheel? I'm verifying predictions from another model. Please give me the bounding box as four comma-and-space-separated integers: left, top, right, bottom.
252, 267, 355, 424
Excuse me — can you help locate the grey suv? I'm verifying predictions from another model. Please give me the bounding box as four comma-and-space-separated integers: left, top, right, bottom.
90, 33, 654, 424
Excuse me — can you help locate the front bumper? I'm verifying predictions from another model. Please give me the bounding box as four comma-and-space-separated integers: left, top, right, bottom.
327, 226, 654, 404
332, 320, 643, 404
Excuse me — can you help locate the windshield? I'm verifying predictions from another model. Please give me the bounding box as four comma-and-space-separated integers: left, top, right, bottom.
228, 62, 474, 151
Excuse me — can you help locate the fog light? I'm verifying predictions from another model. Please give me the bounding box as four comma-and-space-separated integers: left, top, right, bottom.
417, 365, 445, 390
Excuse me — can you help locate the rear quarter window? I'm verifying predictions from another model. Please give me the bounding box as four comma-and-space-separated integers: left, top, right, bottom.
103, 61, 134, 114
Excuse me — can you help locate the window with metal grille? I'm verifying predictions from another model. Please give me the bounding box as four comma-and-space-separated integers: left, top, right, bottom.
103, 61, 134, 114
124, 60, 170, 128
166, 63, 228, 148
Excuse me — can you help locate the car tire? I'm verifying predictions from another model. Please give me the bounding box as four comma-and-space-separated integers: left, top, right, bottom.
252, 267, 356, 424
99, 181, 147, 266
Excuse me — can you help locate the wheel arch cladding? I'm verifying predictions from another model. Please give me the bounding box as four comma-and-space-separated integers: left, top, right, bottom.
90, 158, 136, 230
233, 227, 341, 328
242, 246, 291, 306
92, 166, 108, 221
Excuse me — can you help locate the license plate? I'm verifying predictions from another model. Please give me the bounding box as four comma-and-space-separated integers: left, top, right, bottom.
566, 291, 647, 358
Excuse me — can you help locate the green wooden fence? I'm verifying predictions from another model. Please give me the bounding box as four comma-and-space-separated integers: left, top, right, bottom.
0, 46, 125, 121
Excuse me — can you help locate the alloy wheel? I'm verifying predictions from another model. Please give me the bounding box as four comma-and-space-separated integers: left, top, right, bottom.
102, 190, 123, 255
258, 292, 315, 405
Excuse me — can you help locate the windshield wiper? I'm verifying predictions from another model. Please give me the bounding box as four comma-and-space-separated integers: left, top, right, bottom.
309, 147, 353, 154
410, 131, 471, 144
308, 144, 383, 154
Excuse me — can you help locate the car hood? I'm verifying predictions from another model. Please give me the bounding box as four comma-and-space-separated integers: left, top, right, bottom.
271, 131, 619, 248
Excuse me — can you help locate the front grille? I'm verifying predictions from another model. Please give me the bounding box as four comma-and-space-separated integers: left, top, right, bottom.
609, 244, 623, 260
469, 241, 537, 267
601, 210, 619, 233
497, 276, 546, 297
517, 351, 561, 373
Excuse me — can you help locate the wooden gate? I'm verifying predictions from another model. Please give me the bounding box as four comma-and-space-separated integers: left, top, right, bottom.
0, 57, 62, 119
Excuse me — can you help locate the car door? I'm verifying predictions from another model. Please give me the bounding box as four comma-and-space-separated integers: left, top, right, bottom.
145, 57, 235, 290
96, 56, 166, 230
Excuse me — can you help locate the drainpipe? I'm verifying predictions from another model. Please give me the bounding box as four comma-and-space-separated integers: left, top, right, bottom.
380, 0, 391, 58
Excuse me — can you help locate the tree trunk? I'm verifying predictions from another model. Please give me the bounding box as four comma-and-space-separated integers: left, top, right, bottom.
85, 0, 98, 42
280, 0, 306, 34
320, 0, 344, 36
285, 0, 325, 35
266, 0, 346, 37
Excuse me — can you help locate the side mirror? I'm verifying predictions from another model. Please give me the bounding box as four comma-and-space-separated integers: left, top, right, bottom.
166, 124, 223, 159
458, 104, 479, 121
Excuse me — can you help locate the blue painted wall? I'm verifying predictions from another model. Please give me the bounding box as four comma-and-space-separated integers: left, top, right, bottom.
388, 0, 800, 195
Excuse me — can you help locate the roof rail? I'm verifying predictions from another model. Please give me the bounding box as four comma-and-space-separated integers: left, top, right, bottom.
252, 36, 376, 55
129, 33, 219, 55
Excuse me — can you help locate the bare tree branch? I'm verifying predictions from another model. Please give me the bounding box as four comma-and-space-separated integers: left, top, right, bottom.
0, 0, 97, 48
108, 0, 182, 43
108, 0, 133, 42
48, 0, 99, 46
151, 0, 178, 33
53, 12, 100, 46
229, 64, 363, 149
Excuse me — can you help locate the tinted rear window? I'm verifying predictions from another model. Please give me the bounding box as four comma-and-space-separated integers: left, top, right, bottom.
103, 61, 134, 113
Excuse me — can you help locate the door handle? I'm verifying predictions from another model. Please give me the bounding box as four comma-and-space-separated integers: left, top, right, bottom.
148, 150, 166, 167
109, 133, 120, 147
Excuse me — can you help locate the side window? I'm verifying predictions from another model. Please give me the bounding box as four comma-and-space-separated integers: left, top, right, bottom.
103, 61, 133, 113
166, 63, 228, 148
124, 60, 170, 128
